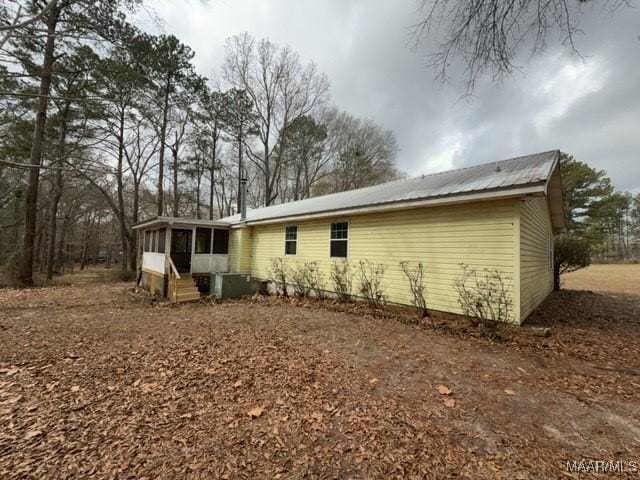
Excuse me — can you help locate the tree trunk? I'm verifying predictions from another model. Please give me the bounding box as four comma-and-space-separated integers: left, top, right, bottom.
172, 143, 179, 216
19, 5, 60, 285
55, 211, 69, 273
156, 77, 171, 216
195, 167, 202, 219
129, 179, 140, 272
46, 101, 70, 280
116, 106, 129, 271
209, 132, 217, 220
237, 132, 243, 213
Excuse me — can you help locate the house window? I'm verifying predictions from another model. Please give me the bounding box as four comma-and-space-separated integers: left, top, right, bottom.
330, 222, 348, 258
151, 230, 157, 252
195, 228, 212, 254
157, 228, 166, 253
285, 226, 298, 255
144, 230, 151, 252
212, 229, 229, 254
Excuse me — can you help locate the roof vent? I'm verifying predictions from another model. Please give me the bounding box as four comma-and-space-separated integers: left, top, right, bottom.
495, 163, 502, 172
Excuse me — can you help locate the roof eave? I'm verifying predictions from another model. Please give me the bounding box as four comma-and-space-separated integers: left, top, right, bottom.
234, 183, 547, 226
132, 216, 231, 230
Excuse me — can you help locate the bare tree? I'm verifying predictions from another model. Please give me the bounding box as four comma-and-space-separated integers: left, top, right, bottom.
223, 33, 330, 206
412, 0, 631, 93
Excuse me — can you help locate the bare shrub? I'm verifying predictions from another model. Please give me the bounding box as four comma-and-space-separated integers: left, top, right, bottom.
269, 258, 288, 296
330, 260, 353, 301
358, 260, 385, 308
400, 261, 429, 318
303, 261, 326, 299
454, 263, 513, 329
290, 263, 310, 297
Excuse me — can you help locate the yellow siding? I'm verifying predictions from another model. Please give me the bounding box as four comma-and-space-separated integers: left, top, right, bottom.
228, 226, 253, 273
247, 199, 519, 321
519, 197, 554, 320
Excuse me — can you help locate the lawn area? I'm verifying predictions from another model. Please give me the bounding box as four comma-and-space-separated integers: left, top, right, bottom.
0, 265, 639, 479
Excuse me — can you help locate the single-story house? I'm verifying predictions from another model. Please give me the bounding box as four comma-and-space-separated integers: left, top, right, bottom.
134, 150, 564, 323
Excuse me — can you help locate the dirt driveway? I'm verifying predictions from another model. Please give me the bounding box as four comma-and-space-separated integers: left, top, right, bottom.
0, 266, 639, 479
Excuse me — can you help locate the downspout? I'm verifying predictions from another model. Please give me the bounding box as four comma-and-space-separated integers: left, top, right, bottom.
240, 170, 247, 222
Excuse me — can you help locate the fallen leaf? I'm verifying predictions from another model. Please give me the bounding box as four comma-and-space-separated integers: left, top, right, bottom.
1, 367, 19, 376
369, 378, 379, 386
24, 430, 43, 440
233, 380, 242, 388
248, 405, 265, 418
443, 398, 456, 408
436, 385, 452, 395
504, 388, 516, 396
70, 385, 80, 392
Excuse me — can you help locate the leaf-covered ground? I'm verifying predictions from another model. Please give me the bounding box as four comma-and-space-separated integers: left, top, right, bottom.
0, 266, 639, 479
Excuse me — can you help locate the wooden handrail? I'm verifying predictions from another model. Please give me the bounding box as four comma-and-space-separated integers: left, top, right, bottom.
167, 255, 181, 280
166, 255, 181, 303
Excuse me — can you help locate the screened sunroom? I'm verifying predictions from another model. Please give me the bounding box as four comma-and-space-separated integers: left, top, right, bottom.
132, 217, 231, 300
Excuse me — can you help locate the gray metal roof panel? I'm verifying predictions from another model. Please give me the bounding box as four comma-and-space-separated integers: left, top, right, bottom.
221, 150, 558, 224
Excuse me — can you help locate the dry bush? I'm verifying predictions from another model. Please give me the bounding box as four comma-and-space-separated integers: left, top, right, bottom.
358, 260, 386, 308
269, 258, 288, 296
454, 263, 513, 335
331, 260, 353, 301
302, 261, 326, 299
400, 261, 429, 318
289, 262, 327, 298
290, 263, 311, 297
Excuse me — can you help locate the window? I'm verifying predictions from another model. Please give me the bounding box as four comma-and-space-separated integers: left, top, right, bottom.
195, 228, 212, 254
151, 230, 157, 252
144, 230, 151, 252
330, 222, 348, 258
212, 229, 229, 254
285, 226, 297, 255
157, 228, 166, 253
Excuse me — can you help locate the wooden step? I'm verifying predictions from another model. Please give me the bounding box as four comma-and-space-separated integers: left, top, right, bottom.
175, 291, 201, 302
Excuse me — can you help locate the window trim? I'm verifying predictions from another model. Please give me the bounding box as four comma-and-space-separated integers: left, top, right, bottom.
329, 220, 349, 259
284, 225, 298, 256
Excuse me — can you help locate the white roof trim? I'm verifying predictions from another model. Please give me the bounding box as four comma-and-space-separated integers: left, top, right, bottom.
132, 216, 231, 230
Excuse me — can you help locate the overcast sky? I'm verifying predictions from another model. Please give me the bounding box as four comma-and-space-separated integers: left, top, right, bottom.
139, 0, 640, 193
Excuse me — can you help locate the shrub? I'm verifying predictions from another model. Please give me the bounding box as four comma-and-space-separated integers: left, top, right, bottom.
290, 263, 310, 297
289, 261, 327, 298
358, 260, 385, 308
303, 261, 326, 299
330, 260, 353, 301
269, 258, 288, 296
400, 261, 429, 318
454, 263, 513, 327
554, 235, 591, 290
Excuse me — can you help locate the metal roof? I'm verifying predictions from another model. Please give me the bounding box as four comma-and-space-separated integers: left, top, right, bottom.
221, 150, 560, 225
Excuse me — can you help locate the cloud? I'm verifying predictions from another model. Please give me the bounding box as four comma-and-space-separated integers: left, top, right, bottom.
141, 0, 640, 193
